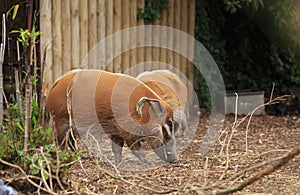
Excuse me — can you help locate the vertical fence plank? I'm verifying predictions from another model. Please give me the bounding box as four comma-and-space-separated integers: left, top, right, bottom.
180, 0, 188, 77
70, 0, 80, 69
173, 0, 181, 72
97, 0, 106, 70
88, 0, 98, 69
105, 0, 113, 71
152, 18, 160, 70
41, 0, 196, 84
136, 0, 145, 74
129, 0, 137, 75
79, 0, 88, 68
187, 0, 198, 105
144, 25, 152, 70
144, 42, 152, 70
121, 0, 130, 73
61, 0, 71, 73
160, 6, 167, 69
40, 0, 53, 85
188, 0, 195, 86
52, 0, 62, 81
167, 0, 174, 71
113, 0, 122, 73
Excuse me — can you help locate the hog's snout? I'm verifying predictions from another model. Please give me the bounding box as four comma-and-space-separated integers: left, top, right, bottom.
153, 138, 178, 163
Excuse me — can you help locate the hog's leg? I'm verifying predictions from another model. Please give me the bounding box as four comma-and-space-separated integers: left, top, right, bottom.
111, 135, 124, 165
126, 139, 149, 163
53, 118, 76, 150
181, 112, 187, 137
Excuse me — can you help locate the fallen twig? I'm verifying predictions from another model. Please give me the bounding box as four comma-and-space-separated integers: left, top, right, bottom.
219, 93, 239, 180
0, 157, 57, 195
223, 153, 286, 183
40, 146, 53, 191
215, 146, 300, 195
79, 132, 180, 194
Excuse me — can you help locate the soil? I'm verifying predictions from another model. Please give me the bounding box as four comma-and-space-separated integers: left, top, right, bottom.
1, 112, 300, 194
64, 112, 300, 195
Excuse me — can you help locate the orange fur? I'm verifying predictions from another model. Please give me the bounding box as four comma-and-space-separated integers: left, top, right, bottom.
47, 69, 178, 163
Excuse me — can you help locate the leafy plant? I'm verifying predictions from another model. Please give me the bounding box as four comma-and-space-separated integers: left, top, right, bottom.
11, 28, 42, 47
224, 0, 264, 14
194, 0, 300, 108
27, 144, 81, 179
0, 130, 18, 161
0, 2, 81, 193
137, 0, 169, 23
6, 3, 21, 20
194, 0, 227, 107
224, 0, 242, 14
0, 101, 81, 188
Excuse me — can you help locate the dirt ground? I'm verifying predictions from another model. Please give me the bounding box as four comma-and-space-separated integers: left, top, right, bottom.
1, 112, 299, 194
62, 112, 300, 195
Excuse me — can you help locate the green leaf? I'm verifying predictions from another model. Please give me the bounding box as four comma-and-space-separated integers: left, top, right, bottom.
16, 121, 24, 131
45, 128, 52, 137
12, 4, 19, 20
43, 170, 49, 180
10, 29, 21, 33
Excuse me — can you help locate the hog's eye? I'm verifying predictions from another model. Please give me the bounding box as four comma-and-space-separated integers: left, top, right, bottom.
164, 119, 174, 141
167, 120, 173, 130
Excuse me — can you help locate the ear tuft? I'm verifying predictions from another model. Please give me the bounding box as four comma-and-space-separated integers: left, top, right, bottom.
136, 97, 165, 118
136, 97, 147, 118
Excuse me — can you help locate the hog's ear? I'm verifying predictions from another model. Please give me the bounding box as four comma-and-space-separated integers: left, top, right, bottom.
136, 97, 166, 118
149, 99, 166, 117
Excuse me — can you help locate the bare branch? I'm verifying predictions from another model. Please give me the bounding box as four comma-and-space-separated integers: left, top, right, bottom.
79, 132, 180, 194
215, 146, 300, 195
0, 158, 57, 195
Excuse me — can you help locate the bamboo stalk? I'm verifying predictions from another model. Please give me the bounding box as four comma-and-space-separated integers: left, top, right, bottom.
24, 73, 32, 161
33, 43, 37, 102
15, 70, 23, 125
0, 14, 6, 131
24, 0, 35, 162
16, 40, 22, 88
8, 34, 13, 101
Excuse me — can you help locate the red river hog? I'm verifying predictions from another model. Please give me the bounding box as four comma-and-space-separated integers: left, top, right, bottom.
137, 70, 188, 136
47, 69, 178, 164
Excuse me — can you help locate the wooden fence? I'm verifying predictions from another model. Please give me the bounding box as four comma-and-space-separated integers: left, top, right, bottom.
40, 0, 195, 87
